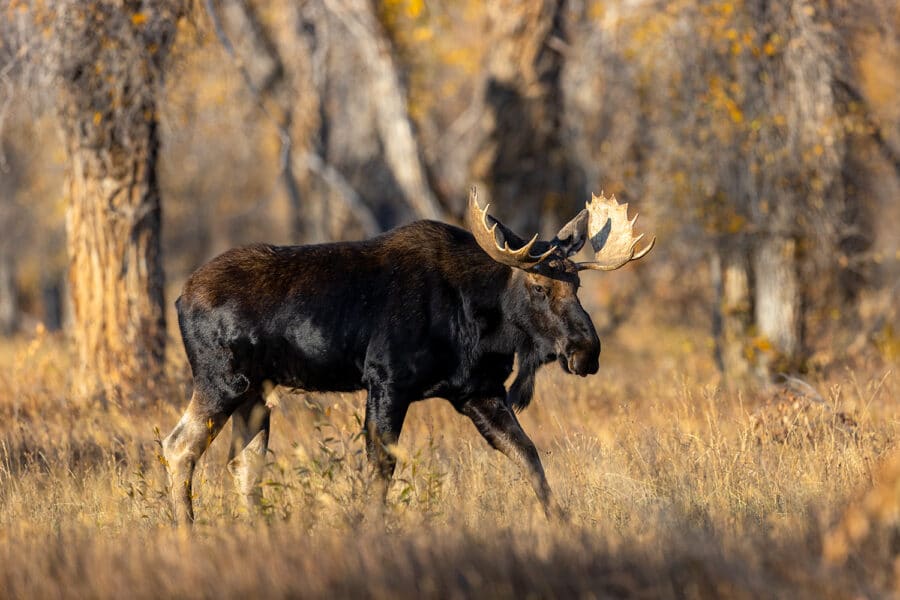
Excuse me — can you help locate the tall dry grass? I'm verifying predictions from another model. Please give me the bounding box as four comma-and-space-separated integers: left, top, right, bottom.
0, 321, 897, 598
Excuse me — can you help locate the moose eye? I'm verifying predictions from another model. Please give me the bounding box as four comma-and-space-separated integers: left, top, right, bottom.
532, 285, 548, 297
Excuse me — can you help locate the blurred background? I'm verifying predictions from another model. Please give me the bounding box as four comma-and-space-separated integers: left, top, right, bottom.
0, 0, 898, 404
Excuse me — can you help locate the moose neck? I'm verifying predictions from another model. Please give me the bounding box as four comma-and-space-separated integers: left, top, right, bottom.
494, 269, 543, 355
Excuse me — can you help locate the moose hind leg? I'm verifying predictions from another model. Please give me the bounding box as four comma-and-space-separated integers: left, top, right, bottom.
227, 394, 271, 517
163, 391, 229, 525
461, 396, 563, 519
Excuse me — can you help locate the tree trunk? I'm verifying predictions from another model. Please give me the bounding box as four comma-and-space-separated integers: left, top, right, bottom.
0, 252, 17, 336
55, 1, 179, 405
41, 274, 65, 332
65, 124, 166, 405
753, 232, 802, 375
476, 0, 582, 236
712, 243, 753, 382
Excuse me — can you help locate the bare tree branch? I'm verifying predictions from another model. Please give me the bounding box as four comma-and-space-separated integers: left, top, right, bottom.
835, 77, 900, 178
203, 0, 380, 237
296, 152, 379, 236
322, 0, 444, 221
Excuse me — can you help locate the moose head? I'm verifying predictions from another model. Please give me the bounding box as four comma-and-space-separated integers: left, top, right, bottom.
467, 186, 655, 383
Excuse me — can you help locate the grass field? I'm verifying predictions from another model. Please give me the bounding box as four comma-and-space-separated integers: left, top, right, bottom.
0, 319, 898, 599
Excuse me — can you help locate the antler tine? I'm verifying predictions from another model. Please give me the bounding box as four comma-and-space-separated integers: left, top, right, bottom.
632, 235, 656, 260
577, 191, 656, 272
503, 233, 541, 259
466, 186, 555, 270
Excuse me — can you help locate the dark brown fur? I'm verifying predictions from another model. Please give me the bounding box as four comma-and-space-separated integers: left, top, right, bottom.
163, 218, 600, 524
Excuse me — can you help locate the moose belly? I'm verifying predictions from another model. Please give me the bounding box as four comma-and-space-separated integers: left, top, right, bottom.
248, 323, 366, 393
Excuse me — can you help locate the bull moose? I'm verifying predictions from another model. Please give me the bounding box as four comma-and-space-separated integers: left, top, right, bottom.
162, 187, 654, 523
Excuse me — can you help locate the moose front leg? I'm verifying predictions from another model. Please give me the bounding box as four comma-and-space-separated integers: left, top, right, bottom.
461, 396, 564, 519
364, 387, 410, 497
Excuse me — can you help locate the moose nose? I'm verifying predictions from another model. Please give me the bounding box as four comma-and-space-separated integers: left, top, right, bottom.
565, 308, 601, 376
568, 347, 600, 377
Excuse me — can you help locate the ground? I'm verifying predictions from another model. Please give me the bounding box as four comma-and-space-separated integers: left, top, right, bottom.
0, 319, 897, 598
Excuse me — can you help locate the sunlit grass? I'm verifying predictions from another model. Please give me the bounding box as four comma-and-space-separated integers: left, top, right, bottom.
0, 328, 897, 598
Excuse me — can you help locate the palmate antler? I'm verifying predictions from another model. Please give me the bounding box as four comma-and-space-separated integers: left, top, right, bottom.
577, 192, 656, 271
467, 186, 556, 269
466, 186, 653, 272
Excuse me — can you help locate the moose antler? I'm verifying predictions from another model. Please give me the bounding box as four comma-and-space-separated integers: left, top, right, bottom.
467, 186, 556, 270
577, 192, 656, 271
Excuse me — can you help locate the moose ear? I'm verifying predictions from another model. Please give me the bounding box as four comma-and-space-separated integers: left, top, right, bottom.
552, 209, 589, 257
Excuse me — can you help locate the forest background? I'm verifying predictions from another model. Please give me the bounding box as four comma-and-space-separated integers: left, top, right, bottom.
0, 0, 899, 597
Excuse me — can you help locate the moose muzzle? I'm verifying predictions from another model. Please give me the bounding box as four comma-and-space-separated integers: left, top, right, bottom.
560, 333, 600, 377
570, 349, 599, 376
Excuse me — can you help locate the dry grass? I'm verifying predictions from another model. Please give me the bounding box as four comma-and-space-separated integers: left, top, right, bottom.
0, 322, 898, 599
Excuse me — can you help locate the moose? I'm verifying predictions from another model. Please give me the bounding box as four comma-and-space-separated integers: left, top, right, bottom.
163, 187, 654, 523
